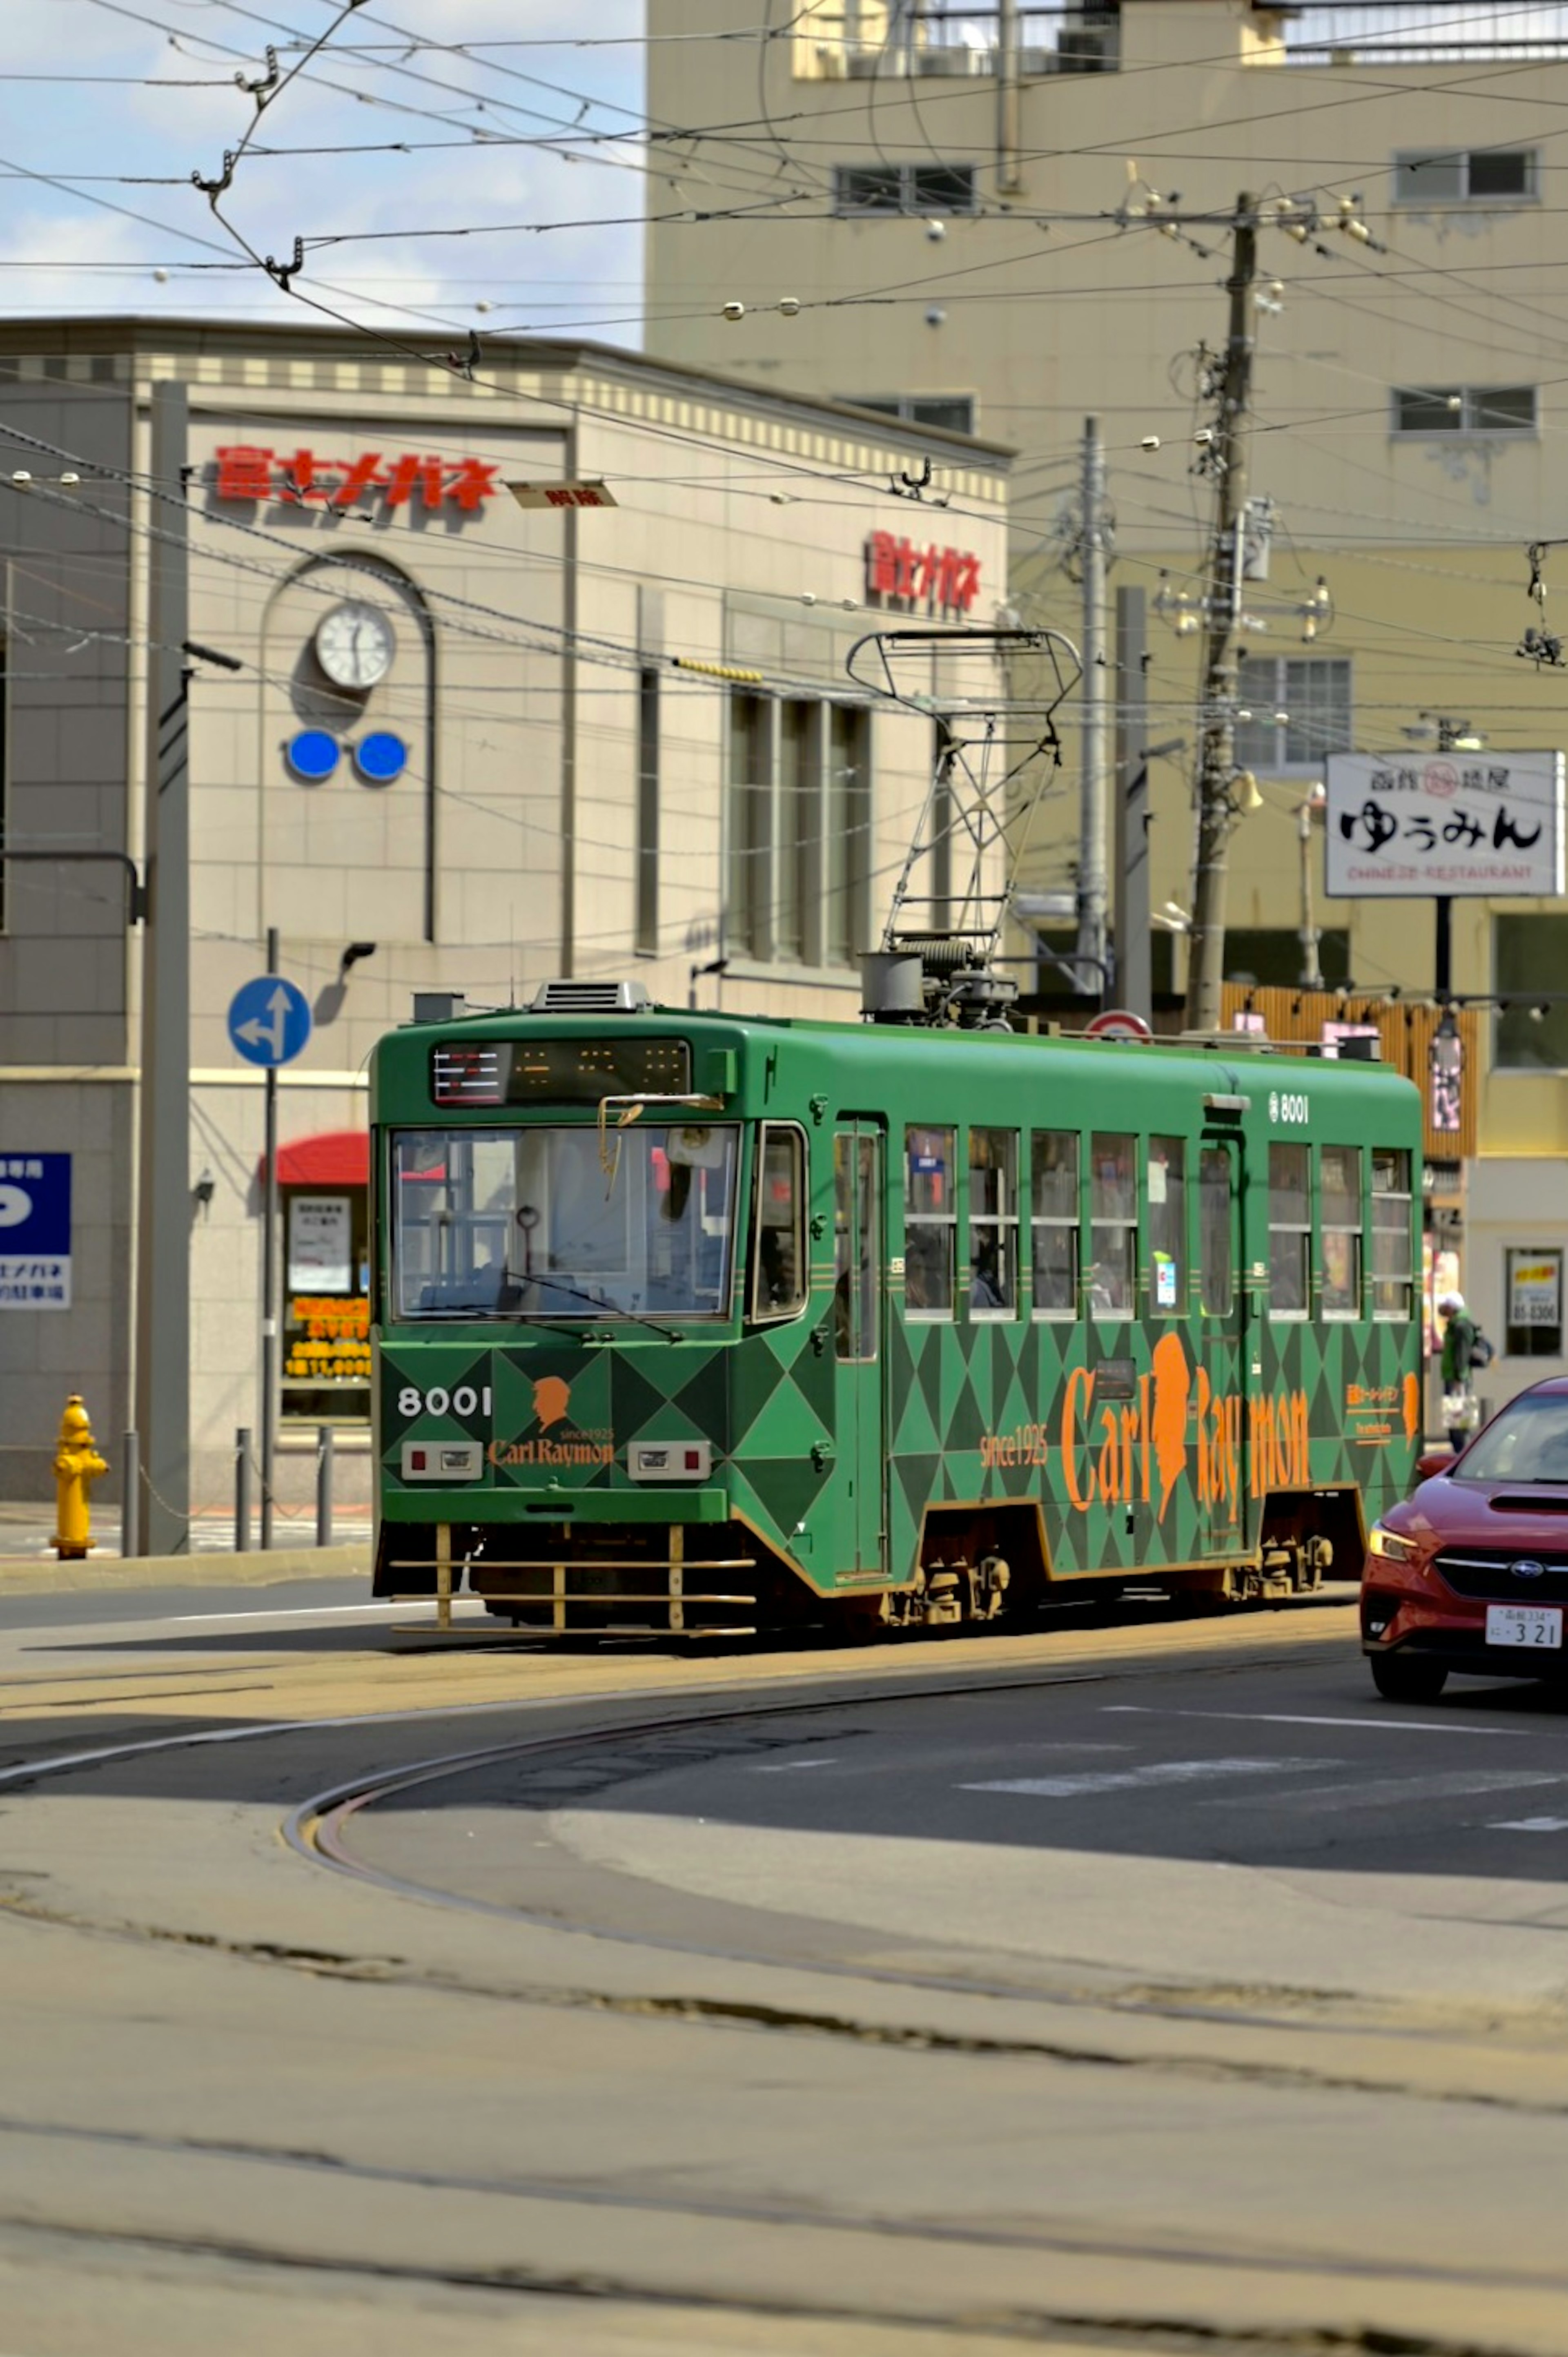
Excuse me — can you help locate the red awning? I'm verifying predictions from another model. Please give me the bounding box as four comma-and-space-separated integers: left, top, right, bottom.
261, 1129, 369, 1188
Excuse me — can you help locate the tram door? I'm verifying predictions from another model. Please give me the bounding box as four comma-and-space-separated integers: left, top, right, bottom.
1198, 1132, 1251, 1556
833, 1122, 886, 1578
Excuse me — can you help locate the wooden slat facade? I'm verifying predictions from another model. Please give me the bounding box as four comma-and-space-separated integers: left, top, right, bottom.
1218, 986, 1479, 1164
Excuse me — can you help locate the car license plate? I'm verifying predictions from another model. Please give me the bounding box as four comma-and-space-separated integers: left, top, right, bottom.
1486, 1603, 1564, 1650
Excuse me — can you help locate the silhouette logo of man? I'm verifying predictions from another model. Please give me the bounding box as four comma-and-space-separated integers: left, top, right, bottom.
1402, 1371, 1421, 1445
532, 1376, 572, 1431
1149, 1331, 1191, 1522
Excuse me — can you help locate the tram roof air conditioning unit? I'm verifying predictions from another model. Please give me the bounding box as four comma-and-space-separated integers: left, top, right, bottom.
529, 978, 651, 1015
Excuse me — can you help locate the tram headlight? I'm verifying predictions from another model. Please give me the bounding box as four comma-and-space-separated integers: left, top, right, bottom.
1368, 1523, 1417, 1565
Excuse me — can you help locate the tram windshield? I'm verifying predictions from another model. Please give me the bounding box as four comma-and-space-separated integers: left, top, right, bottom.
390, 1125, 739, 1321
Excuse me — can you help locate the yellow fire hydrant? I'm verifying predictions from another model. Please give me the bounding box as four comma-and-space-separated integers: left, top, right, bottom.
53, 1395, 108, 1561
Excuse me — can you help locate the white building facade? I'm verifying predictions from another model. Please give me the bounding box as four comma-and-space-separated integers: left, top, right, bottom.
0, 319, 1011, 1512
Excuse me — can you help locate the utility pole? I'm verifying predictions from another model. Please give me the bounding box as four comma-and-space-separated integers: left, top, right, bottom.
134, 383, 191, 1557
1076, 415, 1110, 995
1114, 584, 1151, 1024
1185, 196, 1259, 1034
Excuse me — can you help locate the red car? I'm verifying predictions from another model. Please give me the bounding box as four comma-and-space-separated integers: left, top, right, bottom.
1361, 1377, 1568, 1702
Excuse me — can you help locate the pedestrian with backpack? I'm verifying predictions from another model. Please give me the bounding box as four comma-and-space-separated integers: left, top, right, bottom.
1438, 1290, 1484, 1451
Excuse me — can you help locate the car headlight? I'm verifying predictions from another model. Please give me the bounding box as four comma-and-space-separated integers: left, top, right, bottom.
1368, 1524, 1418, 1565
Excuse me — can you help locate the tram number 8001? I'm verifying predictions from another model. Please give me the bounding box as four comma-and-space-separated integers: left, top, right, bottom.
396, 1385, 493, 1420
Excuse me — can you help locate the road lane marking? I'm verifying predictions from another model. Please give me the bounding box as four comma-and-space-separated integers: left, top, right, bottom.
1102, 1706, 1521, 1737
1204, 1768, 1568, 1812
961, 1756, 1328, 1798
164, 1602, 470, 1627
1490, 1816, 1568, 1832
750, 1758, 840, 1773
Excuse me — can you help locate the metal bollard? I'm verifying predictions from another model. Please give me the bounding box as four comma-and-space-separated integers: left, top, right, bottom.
121, 1429, 139, 1558
316, 1424, 334, 1549
235, 1427, 252, 1554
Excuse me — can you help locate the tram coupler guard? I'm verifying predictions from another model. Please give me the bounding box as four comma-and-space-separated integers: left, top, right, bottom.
53, 1393, 108, 1560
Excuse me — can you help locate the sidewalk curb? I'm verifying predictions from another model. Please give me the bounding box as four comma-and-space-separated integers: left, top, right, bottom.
0, 1543, 370, 1595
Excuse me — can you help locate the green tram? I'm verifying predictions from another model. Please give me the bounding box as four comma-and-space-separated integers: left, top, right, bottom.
370, 979, 1423, 1636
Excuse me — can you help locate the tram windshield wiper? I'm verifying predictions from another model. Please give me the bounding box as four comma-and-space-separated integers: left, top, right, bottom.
521, 1271, 686, 1343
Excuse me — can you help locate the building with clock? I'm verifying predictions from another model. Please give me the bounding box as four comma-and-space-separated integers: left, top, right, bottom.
0, 316, 1011, 1517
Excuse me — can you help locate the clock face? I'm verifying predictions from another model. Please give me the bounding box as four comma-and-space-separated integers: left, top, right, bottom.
314, 601, 395, 690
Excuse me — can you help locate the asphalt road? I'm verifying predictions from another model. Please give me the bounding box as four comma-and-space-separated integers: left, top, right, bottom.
0, 1590, 1565, 2355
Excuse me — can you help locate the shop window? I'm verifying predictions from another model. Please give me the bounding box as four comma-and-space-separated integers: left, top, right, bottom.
1148, 1136, 1185, 1315
1268, 1142, 1310, 1316
1506, 1247, 1563, 1358
1321, 1144, 1362, 1318
752, 1124, 807, 1320
968, 1128, 1017, 1314
905, 1123, 955, 1316
1371, 1147, 1414, 1319
1089, 1132, 1136, 1318
282, 1184, 370, 1421
1223, 927, 1351, 989
1030, 1130, 1079, 1318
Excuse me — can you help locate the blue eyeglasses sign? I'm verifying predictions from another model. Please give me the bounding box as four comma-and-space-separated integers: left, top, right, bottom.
286, 729, 339, 784
352, 731, 408, 786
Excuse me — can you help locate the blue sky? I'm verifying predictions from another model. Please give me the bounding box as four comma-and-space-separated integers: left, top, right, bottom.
0, 0, 651, 341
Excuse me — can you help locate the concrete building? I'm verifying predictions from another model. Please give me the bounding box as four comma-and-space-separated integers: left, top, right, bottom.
0, 317, 1011, 1512
644, 0, 1568, 1403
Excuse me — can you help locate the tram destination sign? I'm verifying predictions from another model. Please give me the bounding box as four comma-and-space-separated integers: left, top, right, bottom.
1325, 749, 1565, 898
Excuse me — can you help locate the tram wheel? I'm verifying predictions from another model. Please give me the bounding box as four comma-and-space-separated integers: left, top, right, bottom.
1370, 1652, 1448, 1704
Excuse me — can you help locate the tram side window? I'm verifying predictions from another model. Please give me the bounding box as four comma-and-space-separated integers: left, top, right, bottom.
1371, 1146, 1414, 1318
1148, 1137, 1185, 1315
1089, 1132, 1136, 1318
1268, 1142, 1311, 1316
1030, 1130, 1079, 1318
1199, 1145, 1234, 1314
1321, 1145, 1362, 1318
905, 1124, 955, 1315
751, 1124, 807, 1321
968, 1128, 1017, 1315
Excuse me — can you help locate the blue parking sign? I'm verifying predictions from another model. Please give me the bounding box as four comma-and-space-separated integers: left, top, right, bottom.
0, 1153, 71, 1310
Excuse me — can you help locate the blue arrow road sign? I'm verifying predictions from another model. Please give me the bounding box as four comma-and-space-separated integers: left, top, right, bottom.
227, 973, 312, 1068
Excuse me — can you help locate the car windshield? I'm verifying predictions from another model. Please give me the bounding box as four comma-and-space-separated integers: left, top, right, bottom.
1453, 1391, 1568, 1483
392, 1124, 738, 1320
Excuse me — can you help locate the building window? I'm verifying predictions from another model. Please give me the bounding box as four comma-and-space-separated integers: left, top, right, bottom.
1268, 1142, 1310, 1317
635, 667, 659, 954
1030, 1131, 1079, 1318
1371, 1147, 1413, 1320
968, 1128, 1017, 1315
1506, 1247, 1563, 1359
1235, 656, 1352, 774
1497, 914, 1568, 1069
1148, 1137, 1185, 1315
1089, 1132, 1136, 1318
833, 163, 978, 216
776, 699, 818, 964
825, 702, 871, 967
1321, 1145, 1361, 1318
848, 394, 976, 436
1394, 386, 1536, 435
728, 693, 868, 970
1394, 148, 1536, 204
905, 1124, 956, 1316
728, 691, 771, 961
